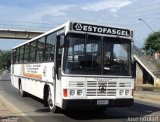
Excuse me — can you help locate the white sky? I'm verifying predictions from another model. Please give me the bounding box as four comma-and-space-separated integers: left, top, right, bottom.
0, 0, 160, 50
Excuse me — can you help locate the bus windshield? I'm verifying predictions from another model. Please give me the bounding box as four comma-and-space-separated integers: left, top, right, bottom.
63, 33, 131, 76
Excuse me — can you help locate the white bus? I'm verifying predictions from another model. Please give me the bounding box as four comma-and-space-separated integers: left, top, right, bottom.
11, 21, 134, 113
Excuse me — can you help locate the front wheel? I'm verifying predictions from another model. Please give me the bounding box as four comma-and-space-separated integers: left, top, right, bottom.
47, 87, 60, 113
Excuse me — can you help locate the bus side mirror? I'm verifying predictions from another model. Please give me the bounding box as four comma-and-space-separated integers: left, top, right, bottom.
57, 68, 61, 80
60, 36, 65, 48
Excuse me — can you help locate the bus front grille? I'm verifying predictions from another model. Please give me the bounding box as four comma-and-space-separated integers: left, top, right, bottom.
86, 81, 117, 96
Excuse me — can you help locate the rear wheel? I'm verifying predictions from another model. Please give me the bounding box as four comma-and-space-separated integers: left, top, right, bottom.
47, 87, 60, 113
19, 82, 26, 97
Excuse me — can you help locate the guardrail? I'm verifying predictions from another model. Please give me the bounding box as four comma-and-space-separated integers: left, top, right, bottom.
133, 45, 144, 56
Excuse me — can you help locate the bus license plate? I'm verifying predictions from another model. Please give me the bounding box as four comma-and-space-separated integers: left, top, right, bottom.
97, 100, 108, 105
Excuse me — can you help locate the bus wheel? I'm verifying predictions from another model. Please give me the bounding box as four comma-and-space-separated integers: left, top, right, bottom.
47, 87, 60, 113
19, 82, 26, 97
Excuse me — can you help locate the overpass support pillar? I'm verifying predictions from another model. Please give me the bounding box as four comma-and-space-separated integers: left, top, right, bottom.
136, 62, 143, 85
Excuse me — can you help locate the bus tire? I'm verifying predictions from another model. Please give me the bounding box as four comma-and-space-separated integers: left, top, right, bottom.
47, 87, 60, 113
19, 81, 26, 97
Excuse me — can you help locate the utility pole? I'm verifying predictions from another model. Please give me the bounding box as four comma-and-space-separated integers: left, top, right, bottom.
139, 18, 160, 40
138, 19, 154, 32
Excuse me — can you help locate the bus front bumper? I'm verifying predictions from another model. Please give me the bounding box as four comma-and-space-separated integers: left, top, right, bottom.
62, 98, 134, 109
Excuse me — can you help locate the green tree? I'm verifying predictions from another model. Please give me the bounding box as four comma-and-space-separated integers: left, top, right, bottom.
144, 31, 160, 54
0, 51, 11, 69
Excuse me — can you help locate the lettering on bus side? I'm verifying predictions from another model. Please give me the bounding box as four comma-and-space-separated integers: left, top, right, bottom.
72, 22, 131, 37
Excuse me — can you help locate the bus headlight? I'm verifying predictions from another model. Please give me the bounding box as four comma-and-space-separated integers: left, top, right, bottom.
70, 90, 75, 96
119, 90, 124, 95
125, 90, 129, 95
77, 90, 83, 96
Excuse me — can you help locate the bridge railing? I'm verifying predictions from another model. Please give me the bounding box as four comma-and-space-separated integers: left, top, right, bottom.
133, 45, 144, 56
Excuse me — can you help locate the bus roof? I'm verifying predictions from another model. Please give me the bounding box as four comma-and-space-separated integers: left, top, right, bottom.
12, 21, 70, 49
12, 21, 133, 49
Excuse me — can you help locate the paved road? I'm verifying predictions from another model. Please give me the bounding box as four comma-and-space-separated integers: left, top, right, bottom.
0, 71, 160, 122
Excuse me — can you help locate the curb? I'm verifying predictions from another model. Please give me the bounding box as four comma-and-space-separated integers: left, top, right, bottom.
0, 95, 34, 122
0, 71, 34, 122
134, 92, 160, 105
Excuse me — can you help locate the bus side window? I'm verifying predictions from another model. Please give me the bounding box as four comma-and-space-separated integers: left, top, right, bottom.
24, 43, 30, 63
16, 48, 20, 63
12, 49, 16, 64
45, 33, 56, 61
36, 37, 46, 62
29, 40, 37, 62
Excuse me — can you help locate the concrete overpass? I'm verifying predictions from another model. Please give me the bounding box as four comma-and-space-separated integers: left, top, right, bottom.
0, 28, 44, 40
133, 45, 160, 87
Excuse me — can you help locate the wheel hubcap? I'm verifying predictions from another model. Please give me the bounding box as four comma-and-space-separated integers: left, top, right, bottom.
48, 90, 53, 108
20, 84, 22, 94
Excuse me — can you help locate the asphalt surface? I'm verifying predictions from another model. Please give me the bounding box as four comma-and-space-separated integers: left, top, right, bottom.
0, 71, 160, 122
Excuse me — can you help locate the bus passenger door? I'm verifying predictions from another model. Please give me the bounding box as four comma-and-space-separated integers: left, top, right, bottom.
54, 35, 64, 106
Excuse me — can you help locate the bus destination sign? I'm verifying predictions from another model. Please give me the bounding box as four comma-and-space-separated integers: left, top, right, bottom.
73, 22, 131, 37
